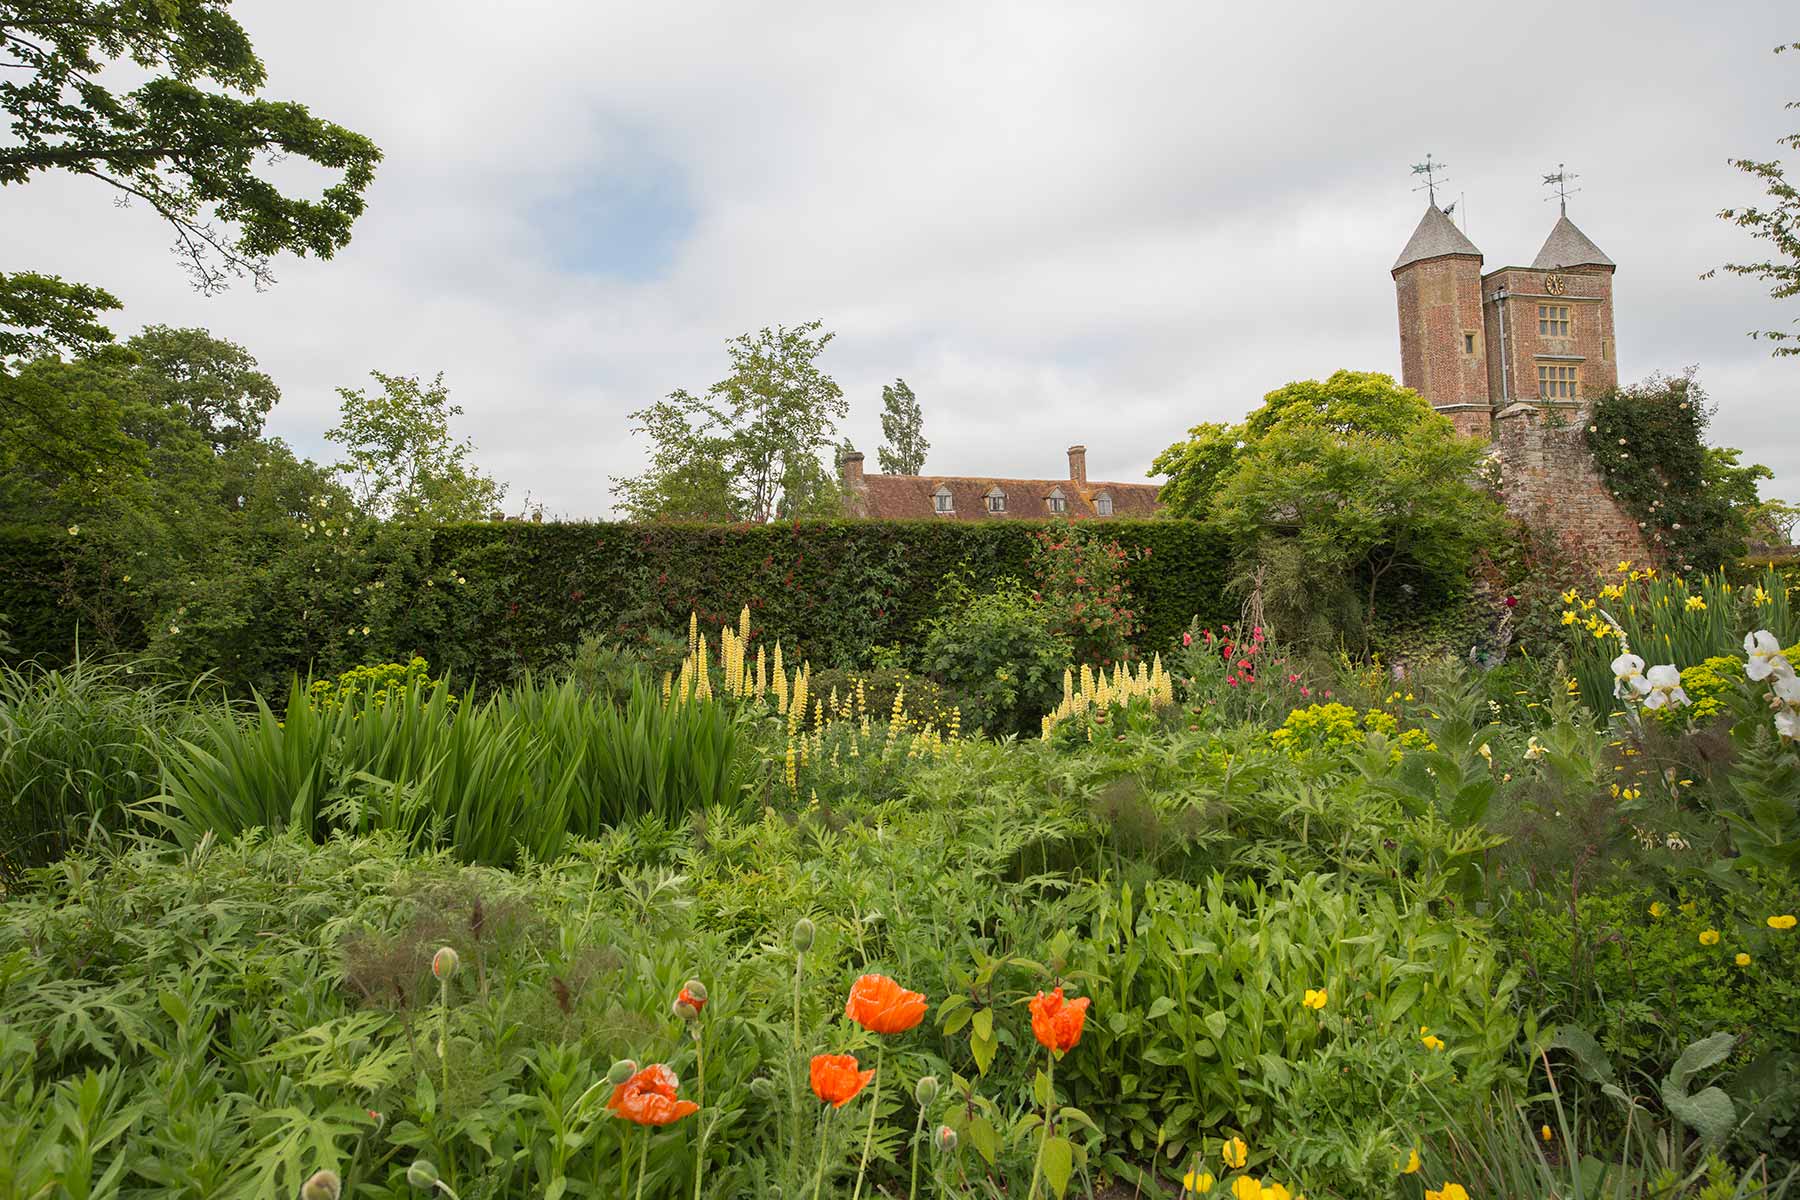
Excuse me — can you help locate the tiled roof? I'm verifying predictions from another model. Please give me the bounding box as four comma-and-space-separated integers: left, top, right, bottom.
1531, 215, 1614, 270
848, 474, 1163, 521
1392, 203, 1483, 272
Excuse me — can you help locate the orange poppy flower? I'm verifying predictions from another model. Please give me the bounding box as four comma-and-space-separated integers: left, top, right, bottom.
1029, 987, 1090, 1054
810, 1053, 876, 1107
844, 974, 928, 1035
607, 1063, 699, 1126
678, 986, 706, 1013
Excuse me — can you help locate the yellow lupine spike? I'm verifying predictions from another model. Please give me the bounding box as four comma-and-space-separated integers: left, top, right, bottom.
739, 604, 751, 647
688, 611, 698, 663
1063, 668, 1074, 705
756, 646, 767, 696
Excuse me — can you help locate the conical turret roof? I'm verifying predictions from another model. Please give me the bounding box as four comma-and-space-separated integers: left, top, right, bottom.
1393, 203, 1482, 271
1531, 215, 1614, 270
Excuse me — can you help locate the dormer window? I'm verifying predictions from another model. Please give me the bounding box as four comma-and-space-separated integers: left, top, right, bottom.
1095, 492, 1113, 516
933, 486, 954, 514
985, 487, 1007, 514
1046, 487, 1067, 515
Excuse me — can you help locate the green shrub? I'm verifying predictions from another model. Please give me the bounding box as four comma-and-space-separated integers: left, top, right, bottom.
919, 583, 1070, 736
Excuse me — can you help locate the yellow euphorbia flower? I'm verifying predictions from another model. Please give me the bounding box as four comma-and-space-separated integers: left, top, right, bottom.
1699, 929, 1721, 946
1769, 914, 1797, 930
1183, 1171, 1215, 1195
1301, 988, 1328, 1010
1221, 1137, 1248, 1169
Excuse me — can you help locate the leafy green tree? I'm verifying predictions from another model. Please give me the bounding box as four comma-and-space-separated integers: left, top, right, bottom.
0, 272, 119, 362
1157, 371, 1501, 644
326, 371, 504, 522
1, 0, 381, 294
1714, 41, 1800, 356
124, 325, 278, 450
614, 320, 847, 522
877, 377, 928, 475
1210, 420, 1503, 638
1153, 370, 1444, 521
611, 398, 738, 522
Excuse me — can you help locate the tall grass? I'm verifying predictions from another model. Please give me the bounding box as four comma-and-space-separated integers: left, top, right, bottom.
146, 675, 746, 865
0, 660, 206, 888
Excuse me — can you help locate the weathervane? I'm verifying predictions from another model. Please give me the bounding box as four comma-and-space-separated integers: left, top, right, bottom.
1542, 163, 1580, 215
1410, 154, 1448, 207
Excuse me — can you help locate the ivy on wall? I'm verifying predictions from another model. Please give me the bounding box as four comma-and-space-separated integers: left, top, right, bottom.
1583, 372, 1745, 572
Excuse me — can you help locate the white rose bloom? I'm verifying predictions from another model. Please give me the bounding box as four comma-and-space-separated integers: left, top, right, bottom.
1611, 653, 1650, 700
1745, 630, 1791, 682
1642, 665, 1689, 710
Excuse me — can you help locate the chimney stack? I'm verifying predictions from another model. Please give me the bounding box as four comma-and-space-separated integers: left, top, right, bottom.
841, 451, 865, 487
1067, 445, 1087, 484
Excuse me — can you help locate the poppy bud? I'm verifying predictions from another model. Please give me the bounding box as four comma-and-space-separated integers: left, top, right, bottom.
792, 917, 816, 952
673, 998, 699, 1022
914, 1075, 939, 1105
407, 1159, 441, 1190
431, 946, 459, 980
750, 1076, 779, 1100
681, 979, 708, 1006
607, 1058, 639, 1085
302, 1170, 342, 1200
935, 1125, 959, 1153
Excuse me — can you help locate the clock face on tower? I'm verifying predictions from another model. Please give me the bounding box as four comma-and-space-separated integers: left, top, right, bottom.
1545, 273, 1567, 295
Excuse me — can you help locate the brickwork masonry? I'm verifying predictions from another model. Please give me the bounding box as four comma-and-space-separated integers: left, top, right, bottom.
1492, 403, 1651, 564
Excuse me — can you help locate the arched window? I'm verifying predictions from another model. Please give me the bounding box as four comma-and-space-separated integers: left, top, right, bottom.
933, 485, 954, 514
1095, 492, 1114, 516
1046, 486, 1068, 515
985, 487, 1007, 514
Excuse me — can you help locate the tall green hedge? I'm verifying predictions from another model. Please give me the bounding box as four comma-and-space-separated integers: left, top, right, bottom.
0, 519, 1236, 690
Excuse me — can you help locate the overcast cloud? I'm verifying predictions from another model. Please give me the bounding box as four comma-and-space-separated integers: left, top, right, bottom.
4, 0, 1796, 514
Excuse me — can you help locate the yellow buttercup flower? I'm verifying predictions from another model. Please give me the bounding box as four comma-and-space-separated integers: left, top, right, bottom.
1400, 1147, 1421, 1175
1770, 914, 1798, 930
1221, 1137, 1248, 1169
1301, 988, 1328, 1010
1183, 1170, 1215, 1194
1231, 1176, 1262, 1200
1540, 1124, 1553, 1142
1699, 929, 1721, 946
1735, 952, 1751, 967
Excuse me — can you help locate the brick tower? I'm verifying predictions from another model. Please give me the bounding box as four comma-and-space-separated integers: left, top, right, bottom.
1392, 204, 1492, 437
1391, 195, 1645, 563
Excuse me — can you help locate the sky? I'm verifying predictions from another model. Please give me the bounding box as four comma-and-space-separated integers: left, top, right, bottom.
4, 0, 1797, 516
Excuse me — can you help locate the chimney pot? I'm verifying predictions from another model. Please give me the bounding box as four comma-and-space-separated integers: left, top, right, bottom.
841, 451, 865, 486
1067, 444, 1087, 484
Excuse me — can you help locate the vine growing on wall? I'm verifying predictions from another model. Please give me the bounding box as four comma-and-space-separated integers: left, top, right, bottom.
1584, 370, 1755, 573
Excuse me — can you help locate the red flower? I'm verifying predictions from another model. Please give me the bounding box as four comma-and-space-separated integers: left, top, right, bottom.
1029, 988, 1090, 1054
678, 986, 706, 1013
810, 1053, 875, 1107
844, 974, 928, 1035
608, 1064, 699, 1126
1183, 632, 1194, 646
